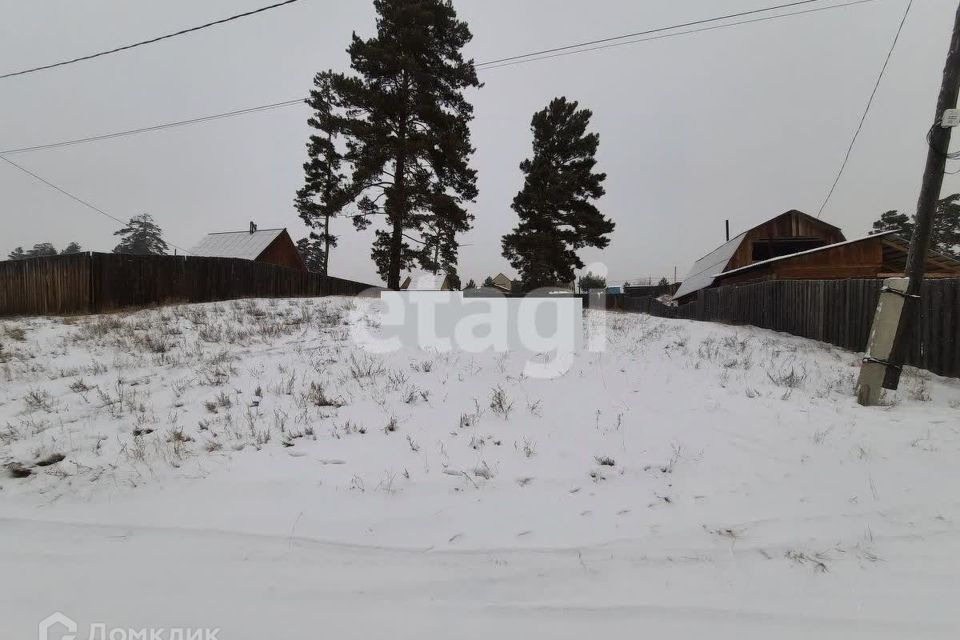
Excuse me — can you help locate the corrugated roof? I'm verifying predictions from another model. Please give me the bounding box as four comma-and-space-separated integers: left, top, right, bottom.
672, 231, 746, 301
189, 229, 286, 260
714, 231, 898, 279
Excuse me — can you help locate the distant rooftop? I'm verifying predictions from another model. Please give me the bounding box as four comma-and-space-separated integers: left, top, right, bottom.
401, 270, 449, 290
189, 228, 287, 261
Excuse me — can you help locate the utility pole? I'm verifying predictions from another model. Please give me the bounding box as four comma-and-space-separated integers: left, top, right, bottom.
857, 3, 960, 404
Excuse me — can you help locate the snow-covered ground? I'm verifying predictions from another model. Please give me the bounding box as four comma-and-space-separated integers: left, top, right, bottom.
1, 296, 959, 638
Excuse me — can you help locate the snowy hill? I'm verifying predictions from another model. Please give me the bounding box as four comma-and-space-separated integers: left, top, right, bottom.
1, 297, 959, 638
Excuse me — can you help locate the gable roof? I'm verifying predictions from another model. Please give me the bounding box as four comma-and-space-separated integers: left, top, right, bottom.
673, 210, 845, 301
189, 228, 288, 260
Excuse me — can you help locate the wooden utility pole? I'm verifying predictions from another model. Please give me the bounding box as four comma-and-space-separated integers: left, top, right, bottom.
858, 3, 960, 402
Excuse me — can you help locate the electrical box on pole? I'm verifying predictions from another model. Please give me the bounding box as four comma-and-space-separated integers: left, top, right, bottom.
857, 2, 960, 405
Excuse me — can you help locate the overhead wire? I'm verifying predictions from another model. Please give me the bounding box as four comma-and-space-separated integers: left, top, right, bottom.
816, 0, 913, 218
0, 0, 304, 80
0, 156, 193, 254
1, 0, 881, 156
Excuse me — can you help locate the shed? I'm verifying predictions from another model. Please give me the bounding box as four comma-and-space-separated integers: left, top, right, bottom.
188, 224, 306, 272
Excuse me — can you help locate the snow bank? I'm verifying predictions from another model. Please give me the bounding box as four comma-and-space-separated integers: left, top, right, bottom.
1, 298, 958, 638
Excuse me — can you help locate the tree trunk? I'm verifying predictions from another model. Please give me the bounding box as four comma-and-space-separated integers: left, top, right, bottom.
387, 84, 410, 290
322, 131, 333, 279
322, 212, 330, 278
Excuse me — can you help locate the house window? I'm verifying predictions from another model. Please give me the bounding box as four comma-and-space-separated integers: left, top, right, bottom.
751, 238, 826, 262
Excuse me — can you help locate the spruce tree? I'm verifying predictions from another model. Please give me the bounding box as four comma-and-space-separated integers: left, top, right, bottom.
298, 0, 480, 289
502, 97, 614, 289
113, 214, 169, 255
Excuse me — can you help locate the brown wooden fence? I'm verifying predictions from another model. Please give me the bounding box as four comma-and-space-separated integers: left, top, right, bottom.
602, 278, 960, 379
0, 253, 378, 318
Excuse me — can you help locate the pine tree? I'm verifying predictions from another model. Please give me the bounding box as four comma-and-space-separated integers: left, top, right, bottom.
61, 242, 83, 255
445, 268, 462, 291
871, 210, 913, 236
295, 72, 344, 277
482, 276, 495, 288
7, 247, 26, 260
299, 0, 481, 289
935, 194, 960, 258
296, 235, 333, 272
870, 194, 960, 259
464, 278, 477, 289
502, 97, 614, 289
113, 214, 169, 255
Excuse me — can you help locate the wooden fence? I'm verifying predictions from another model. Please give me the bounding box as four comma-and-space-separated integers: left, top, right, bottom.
601, 278, 960, 379
0, 253, 378, 317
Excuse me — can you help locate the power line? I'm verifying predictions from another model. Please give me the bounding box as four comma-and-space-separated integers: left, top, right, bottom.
0, 0, 304, 80
817, 0, 913, 218
0, 0, 881, 157
0, 99, 306, 155
476, 0, 830, 68
477, 0, 879, 71
0, 155, 192, 254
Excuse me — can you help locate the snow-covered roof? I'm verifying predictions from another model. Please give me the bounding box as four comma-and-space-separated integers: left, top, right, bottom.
189, 229, 287, 260
401, 271, 449, 290
672, 231, 746, 301
714, 231, 898, 279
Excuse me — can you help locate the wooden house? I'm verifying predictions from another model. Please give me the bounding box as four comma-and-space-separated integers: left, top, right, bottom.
674, 210, 960, 303
189, 223, 307, 272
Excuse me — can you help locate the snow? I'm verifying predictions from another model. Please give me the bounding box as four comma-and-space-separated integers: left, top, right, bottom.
401, 270, 448, 290
1, 297, 959, 638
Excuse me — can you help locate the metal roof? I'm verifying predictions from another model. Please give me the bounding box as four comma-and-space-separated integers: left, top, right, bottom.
713, 231, 898, 279
188, 228, 287, 260
672, 231, 746, 301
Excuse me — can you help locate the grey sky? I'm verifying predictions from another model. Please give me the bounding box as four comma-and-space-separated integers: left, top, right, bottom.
1, 0, 957, 286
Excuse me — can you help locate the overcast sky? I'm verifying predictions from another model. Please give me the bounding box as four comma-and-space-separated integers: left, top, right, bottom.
1, 0, 958, 286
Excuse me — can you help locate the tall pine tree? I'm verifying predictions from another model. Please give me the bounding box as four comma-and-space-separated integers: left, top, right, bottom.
295, 73, 344, 277
297, 0, 480, 289
113, 214, 169, 255
502, 97, 614, 289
